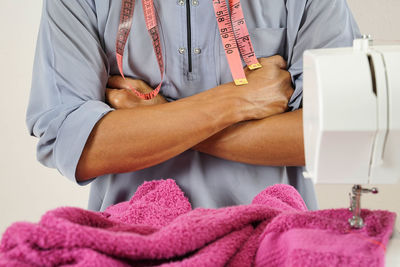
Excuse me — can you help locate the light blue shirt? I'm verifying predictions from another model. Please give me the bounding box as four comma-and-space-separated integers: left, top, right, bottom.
27, 0, 360, 211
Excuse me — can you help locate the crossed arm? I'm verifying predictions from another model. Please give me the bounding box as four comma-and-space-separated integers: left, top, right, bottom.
193, 108, 304, 166
76, 56, 305, 181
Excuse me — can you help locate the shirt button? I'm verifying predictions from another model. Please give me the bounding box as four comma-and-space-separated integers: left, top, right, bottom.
194, 48, 201, 54
178, 47, 186, 54
177, 0, 185, 6
192, 0, 199, 6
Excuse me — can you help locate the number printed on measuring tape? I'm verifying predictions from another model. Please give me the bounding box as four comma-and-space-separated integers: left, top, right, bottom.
212, 0, 262, 85
213, 0, 249, 85
229, 0, 261, 70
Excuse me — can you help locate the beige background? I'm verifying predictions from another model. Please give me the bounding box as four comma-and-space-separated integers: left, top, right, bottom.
0, 0, 399, 235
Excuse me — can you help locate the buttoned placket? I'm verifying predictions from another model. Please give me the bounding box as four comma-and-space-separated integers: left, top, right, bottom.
177, 0, 202, 81
191, 0, 201, 57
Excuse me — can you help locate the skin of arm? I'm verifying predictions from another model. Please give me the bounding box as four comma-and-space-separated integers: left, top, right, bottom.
193, 109, 304, 166
193, 57, 305, 166
103, 56, 304, 171
108, 81, 305, 167
76, 56, 294, 181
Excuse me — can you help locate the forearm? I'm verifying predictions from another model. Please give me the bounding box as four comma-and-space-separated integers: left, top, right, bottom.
76, 83, 243, 181
77, 56, 294, 181
194, 109, 305, 166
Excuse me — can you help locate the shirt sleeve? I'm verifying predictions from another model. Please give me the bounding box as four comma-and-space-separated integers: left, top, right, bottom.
26, 0, 113, 184
287, 0, 361, 110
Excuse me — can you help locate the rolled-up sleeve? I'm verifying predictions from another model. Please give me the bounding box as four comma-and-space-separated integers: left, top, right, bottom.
288, 0, 361, 110
26, 0, 113, 183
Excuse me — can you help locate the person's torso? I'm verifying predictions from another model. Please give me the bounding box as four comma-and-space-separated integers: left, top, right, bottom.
97, 0, 288, 99
87, 0, 317, 211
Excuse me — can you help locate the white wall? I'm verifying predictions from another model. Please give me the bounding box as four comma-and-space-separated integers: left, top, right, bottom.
347, 0, 400, 41
0, 0, 399, 235
0, 1, 90, 234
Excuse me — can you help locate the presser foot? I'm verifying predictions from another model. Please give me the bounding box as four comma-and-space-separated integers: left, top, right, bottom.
348, 184, 379, 229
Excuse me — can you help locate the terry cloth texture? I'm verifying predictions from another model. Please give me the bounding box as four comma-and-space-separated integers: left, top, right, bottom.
0, 180, 396, 267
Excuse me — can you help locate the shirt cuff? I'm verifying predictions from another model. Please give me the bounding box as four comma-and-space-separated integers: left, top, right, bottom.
53, 100, 113, 185
288, 73, 303, 111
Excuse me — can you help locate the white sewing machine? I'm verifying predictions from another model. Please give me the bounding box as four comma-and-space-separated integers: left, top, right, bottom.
302, 37, 400, 265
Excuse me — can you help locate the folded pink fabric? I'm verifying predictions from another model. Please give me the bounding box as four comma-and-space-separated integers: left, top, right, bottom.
0, 179, 396, 267
255, 209, 396, 267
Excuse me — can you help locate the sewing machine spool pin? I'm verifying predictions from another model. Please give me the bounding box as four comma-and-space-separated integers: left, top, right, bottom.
348, 184, 379, 229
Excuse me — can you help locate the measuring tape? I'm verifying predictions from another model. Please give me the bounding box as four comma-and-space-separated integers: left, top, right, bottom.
228, 0, 262, 70
116, 0, 260, 99
212, 0, 261, 85
116, 0, 163, 100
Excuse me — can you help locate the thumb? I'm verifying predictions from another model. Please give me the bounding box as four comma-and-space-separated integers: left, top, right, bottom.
107, 76, 131, 90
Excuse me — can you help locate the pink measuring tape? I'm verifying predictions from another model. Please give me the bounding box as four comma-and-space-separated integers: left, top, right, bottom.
116, 0, 163, 100
116, 0, 261, 99
212, 0, 261, 85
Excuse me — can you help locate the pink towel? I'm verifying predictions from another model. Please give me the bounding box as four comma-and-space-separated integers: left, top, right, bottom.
255, 209, 395, 267
0, 179, 396, 267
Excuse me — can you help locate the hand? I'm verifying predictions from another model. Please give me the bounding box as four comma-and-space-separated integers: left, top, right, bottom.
106, 76, 167, 109
231, 55, 294, 120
